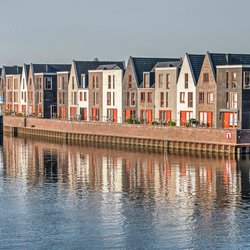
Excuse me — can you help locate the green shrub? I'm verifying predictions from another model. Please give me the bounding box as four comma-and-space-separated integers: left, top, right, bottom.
169, 121, 176, 126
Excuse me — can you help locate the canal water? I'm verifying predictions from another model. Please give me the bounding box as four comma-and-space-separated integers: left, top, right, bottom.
1, 135, 250, 249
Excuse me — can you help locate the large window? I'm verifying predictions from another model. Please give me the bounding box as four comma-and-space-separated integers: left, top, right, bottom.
180, 92, 185, 103
140, 92, 145, 103
166, 92, 168, 107
166, 74, 170, 89
128, 75, 132, 88
188, 92, 193, 107
144, 73, 149, 88
199, 92, 204, 103
160, 92, 164, 107
107, 92, 111, 105
159, 74, 164, 88
203, 73, 209, 83
231, 72, 237, 88
148, 92, 152, 103
131, 92, 135, 106
185, 74, 188, 89
230, 92, 237, 109
207, 92, 214, 104
45, 77, 52, 90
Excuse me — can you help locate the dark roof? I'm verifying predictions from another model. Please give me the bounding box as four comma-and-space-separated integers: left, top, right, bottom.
227, 54, 250, 65
4, 65, 22, 75
130, 57, 180, 86
187, 54, 205, 83
32, 64, 71, 74
74, 61, 125, 87
0, 68, 2, 77
24, 64, 30, 79
208, 53, 228, 77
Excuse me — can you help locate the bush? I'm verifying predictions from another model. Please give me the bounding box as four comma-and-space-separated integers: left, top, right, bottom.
168, 121, 176, 126
17, 113, 23, 117
152, 121, 159, 125
126, 118, 140, 124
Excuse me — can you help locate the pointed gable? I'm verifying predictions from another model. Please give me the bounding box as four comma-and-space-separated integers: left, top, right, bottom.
187, 54, 205, 84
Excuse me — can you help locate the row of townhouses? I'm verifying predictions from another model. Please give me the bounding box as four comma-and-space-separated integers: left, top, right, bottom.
1, 52, 250, 129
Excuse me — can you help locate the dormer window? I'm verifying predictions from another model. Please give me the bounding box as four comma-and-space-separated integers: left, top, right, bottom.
45, 77, 52, 90
144, 73, 149, 88
244, 72, 250, 89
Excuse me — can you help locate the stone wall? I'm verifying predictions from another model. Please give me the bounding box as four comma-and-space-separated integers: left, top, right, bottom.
3, 116, 237, 145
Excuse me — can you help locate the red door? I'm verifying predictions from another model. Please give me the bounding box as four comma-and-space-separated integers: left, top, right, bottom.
167, 111, 171, 122
207, 112, 212, 127
223, 112, 230, 128
22, 105, 26, 114
70, 107, 75, 119
180, 111, 186, 126
113, 109, 117, 123
125, 109, 130, 120
92, 108, 96, 121
83, 108, 87, 121
147, 109, 152, 124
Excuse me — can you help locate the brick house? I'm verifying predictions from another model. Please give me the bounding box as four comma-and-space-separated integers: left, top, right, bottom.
123, 57, 180, 123
89, 64, 125, 123
20, 64, 30, 115
196, 52, 227, 128
68, 60, 124, 121
216, 54, 250, 129
1, 66, 22, 113
28, 64, 71, 118
176, 53, 205, 126
154, 61, 182, 123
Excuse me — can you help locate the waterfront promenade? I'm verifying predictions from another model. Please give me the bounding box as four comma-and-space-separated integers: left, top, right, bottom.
4, 116, 250, 155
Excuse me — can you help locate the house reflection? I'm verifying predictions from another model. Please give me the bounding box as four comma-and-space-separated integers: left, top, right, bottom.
2, 135, 245, 208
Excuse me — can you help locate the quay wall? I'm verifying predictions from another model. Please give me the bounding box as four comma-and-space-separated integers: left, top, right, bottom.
3, 116, 237, 146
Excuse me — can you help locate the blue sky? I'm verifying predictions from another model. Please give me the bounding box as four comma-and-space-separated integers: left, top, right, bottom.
0, 0, 249, 65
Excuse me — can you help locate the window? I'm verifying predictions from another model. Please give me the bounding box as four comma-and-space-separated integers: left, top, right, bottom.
24, 92, 26, 102
140, 92, 145, 102
126, 92, 130, 106
244, 72, 250, 89
95, 76, 99, 88
229, 113, 237, 127
45, 77, 52, 90
113, 92, 115, 105
113, 75, 115, 89
131, 92, 135, 106
107, 92, 111, 105
203, 73, 209, 83
231, 73, 237, 88
207, 92, 214, 104
14, 92, 18, 102
14, 79, 18, 90
58, 77, 62, 90
144, 73, 149, 88
80, 92, 83, 101
84, 92, 87, 101
166, 74, 170, 89
81, 75, 85, 88
226, 72, 229, 89
21, 92, 24, 100
62, 76, 65, 89
96, 92, 99, 105
108, 75, 111, 89
199, 92, 204, 103
230, 92, 237, 109
59, 92, 63, 104
128, 75, 132, 88
7, 79, 10, 90
72, 76, 74, 90
185, 74, 188, 89
226, 92, 229, 108
148, 92, 152, 103
159, 74, 164, 88
166, 92, 168, 107
188, 92, 193, 107
180, 92, 185, 103
92, 75, 95, 88
71, 92, 77, 105
160, 92, 164, 107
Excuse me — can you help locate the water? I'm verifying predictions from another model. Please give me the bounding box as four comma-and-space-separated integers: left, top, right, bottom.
1, 136, 250, 249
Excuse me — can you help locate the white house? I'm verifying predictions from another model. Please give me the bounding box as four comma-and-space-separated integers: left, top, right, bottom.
176, 53, 204, 126
19, 64, 30, 114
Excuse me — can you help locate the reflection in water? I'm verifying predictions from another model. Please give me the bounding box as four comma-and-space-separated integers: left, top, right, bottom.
1, 135, 250, 249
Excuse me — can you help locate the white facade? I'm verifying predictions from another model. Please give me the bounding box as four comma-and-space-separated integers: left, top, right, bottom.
176, 54, 197, 126
78, 88, 89, 120
19, 65, 29, 114
102, 68, 123, 123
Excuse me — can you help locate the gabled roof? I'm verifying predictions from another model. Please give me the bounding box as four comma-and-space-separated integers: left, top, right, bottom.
23, 64, 30, 79
74, 61, 125, 87
187, 54, 205, 83
130, 57, 180, 86
4, 65, 22, 75
206, 53, 228, 78
0, 68, 2, 77
32, 64, 71, 74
